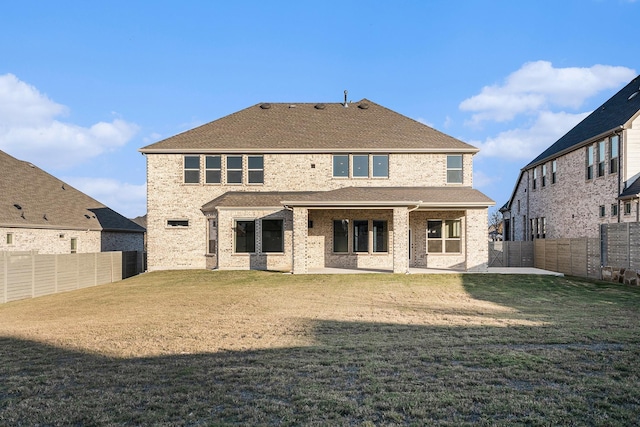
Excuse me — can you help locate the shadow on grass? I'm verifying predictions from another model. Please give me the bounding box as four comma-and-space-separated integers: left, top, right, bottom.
2, 310, 639, 426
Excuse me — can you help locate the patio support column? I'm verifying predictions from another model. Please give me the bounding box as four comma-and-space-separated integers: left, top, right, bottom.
292, 207, 308, 274
392, 207, 409, 273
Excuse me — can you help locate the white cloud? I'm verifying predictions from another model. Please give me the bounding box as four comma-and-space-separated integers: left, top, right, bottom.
0, 73, 139, 170
143, 132, 163, 144
63, 177, 147, 218
471, 110, 589, 161
473, 170, 499, 188
460, 61, 636, 125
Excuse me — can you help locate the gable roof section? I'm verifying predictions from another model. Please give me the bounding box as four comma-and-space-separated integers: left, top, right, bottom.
526, 75, 640, 168
619, 177, 640, 200
0, 150, 145, 233
203, 187, 494, 211
140, 99, 478, 154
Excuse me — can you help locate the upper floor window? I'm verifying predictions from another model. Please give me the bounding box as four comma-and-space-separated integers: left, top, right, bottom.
352, 155, 369, 178
184, 156, 200, 184
610, 135, 619, 174
332, 154, 389, 178
541, 164, 547, 187
205, 155, 221, 184
532, 167, 537, 190
611, 203, 619, 217
586, 146, 594, 180
552, 160, 557, 184
6, 233, 13, 245
446, 155, 463, 184
624, 201, 632, 215
372, 155, 389, 178
70, 237, 78, 254
597, 140, 606, 177
333, 155, 349, 177
227, 156, 243, 184
248, 156, 264, 184
599, 205, 606, 218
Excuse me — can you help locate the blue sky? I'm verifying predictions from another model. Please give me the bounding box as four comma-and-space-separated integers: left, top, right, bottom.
1, 0, 639, 218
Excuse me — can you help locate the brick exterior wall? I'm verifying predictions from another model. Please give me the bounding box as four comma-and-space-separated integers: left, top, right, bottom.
0, 227, 102, 254
145, 152, 485, 271
465, 208, 489, 271
506, 128, 640, 241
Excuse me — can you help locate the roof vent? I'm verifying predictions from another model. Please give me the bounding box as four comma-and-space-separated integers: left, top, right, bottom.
260, 103, 271, 109
358, 103, 369, 109
314, 103, 326, 110
84, 214, 91, 219
13, 204, 22, 210
343, 90, 348, 108
61, 184, 65, 190
288, 104, 296, 108
629, 91, 639, 101
43, 214, 48, 221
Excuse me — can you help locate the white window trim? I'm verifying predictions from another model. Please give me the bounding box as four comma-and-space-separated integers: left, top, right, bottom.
446, 155, 463, 184
426, 218, 462, 254
332, 154, 389, 179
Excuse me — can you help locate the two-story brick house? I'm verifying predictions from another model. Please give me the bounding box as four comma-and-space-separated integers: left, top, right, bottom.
501, 75, 640, 241
140, 99, 494, 273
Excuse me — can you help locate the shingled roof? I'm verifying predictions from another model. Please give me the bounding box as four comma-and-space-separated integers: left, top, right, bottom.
0, 150, 145, 233
526, 74, 640, 168
202, 187, 494, 211
140, 99, 478, 153
619, 177, 640, 200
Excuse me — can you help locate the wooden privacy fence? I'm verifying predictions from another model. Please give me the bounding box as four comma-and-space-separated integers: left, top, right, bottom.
534, 238, 601, 279
0, 251, 142, 304
601, 223, 640, 271
488, 241, 534, 268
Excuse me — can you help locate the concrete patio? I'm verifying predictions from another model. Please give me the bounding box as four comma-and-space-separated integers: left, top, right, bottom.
306, 267, 564, 276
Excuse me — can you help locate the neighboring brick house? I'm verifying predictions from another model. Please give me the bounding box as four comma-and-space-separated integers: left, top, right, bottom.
140, 99, 494, 273
0, 150, 145, 254
501, 75, 640, 241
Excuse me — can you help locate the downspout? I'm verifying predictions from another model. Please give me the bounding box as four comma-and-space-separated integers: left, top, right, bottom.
617, 131, 622, 223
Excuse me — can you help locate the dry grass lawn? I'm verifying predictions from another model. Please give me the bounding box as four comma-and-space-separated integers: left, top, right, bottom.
1, 270, 639, 425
